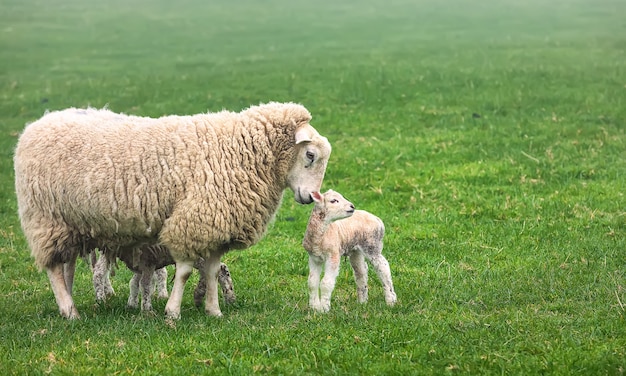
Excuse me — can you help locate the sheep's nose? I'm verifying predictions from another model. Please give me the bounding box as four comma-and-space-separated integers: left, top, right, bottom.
350, 204, 355, 210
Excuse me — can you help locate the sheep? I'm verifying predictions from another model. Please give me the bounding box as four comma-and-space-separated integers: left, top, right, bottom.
14, 102, 331, 319
302, 190, 397, 312
91, 245, 236, 311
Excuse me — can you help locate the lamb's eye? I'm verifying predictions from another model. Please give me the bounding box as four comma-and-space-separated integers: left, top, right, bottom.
305, 151, 315, 162
330, 199, 338, 204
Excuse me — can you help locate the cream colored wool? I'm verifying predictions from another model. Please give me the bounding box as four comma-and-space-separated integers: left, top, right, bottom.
14, 102, 331, 319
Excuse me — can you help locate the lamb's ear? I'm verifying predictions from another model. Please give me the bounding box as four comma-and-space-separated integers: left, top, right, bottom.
311, 191, 323, 203
295, 126, 314, 144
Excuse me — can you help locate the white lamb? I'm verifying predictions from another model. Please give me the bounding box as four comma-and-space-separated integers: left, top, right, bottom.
303, 190, 397, 312
91, 245, 236, 311
14, 102, 331, 319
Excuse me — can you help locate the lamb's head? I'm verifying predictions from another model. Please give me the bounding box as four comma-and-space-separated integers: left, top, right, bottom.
311, 190, 355, 222
287, 125, 332, 204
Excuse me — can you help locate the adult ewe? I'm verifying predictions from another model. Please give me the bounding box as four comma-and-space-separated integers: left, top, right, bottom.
14, 102, 331, 319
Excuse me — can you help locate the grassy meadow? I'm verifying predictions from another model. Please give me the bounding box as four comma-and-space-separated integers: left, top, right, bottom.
1, 0, 625, 374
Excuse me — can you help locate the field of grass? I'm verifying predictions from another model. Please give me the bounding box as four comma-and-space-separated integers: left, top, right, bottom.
1, 0, 625, 374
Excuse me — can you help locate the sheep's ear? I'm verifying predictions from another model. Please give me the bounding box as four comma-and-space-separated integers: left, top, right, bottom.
311, 191, 323, 203
295, 126, 314, 144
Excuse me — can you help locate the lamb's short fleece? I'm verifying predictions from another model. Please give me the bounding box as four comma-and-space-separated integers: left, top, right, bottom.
303, 190, 396, 312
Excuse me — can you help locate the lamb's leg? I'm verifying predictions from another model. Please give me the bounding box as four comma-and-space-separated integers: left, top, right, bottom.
319, 252, 341, 313
307, 255, 324, 311
366, 253, 397, 306
93, 254, 114, 302
349, 251, 369, 303
47, 264, 80, 319
154, 268, 169, 299
194, 269, 206, 308
127, 272, 141, 309
218, 263, 236, 305
194, 260, 236, 306
203, 252, 224, 317
164, 261, 193, 320
140, 266, 156, 311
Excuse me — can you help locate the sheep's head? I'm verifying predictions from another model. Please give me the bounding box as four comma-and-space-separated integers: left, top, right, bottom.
311, 190, 355, 222
287, 125, 332, 204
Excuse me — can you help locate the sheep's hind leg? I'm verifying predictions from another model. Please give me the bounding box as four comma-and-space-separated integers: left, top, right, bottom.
366, 254, 397, 306
307, 255, 324, 311
203, 253, 224, 317
47, 263, 80, 319
164, 261, 193, 320
349, 251, 369, 304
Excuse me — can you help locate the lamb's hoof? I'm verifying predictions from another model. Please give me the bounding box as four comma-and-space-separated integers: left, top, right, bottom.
157, 292, 169, 300
224, 294, 236, 305
311, 304, 330, 313
141, 309, 158, 317
193, 297, 203, 308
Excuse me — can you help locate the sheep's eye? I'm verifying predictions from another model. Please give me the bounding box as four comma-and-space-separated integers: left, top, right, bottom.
305, 151, 315, 162
330, 199, 338, 204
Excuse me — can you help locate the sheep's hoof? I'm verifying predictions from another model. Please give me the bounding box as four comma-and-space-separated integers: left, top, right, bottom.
164, 308, 181, 320
61, 306, 80, 320
205, 309, 223, 318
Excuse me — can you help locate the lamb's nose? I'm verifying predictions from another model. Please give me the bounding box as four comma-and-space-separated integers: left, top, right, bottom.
350, 204, 355, 210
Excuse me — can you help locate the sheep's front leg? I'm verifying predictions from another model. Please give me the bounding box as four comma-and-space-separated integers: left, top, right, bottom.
164, 261, 193, 320
367, 254, 397, 306
307, 254, 324, 311
203, 252, 224, 317
319, 252, 341, 312
47, 263, 80, 319
140, 266, 156, 311
349, 251, 369, 303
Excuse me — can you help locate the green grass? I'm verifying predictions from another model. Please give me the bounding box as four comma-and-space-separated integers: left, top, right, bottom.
1, 0, 625, 374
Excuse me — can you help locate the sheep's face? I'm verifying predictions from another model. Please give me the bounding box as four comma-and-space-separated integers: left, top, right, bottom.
287, 125, 332, 204
311, 190, 355, 222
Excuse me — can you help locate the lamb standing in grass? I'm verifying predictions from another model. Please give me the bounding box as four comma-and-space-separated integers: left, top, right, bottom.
14, 102, 331, 319
92, 245, 236, 311
303, 190, 396, 312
